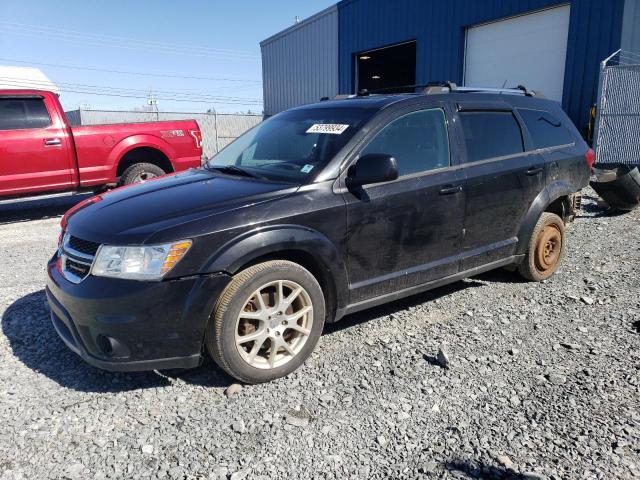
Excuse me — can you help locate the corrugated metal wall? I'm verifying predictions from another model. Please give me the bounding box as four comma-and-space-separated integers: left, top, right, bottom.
337, 0, 626, 133
67, 110, 263, 159
260, 5, 339, 115
621, 0, 640, 53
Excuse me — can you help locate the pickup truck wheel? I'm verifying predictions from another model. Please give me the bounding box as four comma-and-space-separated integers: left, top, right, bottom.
119, 163, 165, 186
206, 260, 325, 384
518, 212, 566, 282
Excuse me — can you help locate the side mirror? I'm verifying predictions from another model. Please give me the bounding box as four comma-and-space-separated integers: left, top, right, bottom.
346, 154, 398, 188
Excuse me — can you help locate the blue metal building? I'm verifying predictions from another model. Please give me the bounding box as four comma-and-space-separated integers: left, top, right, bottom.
261, 0, 640, 133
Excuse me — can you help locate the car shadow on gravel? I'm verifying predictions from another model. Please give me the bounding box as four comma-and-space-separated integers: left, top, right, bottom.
0, 194, 91, 225
2, 290, 233, 393
444, 459, 524, 479
577, 193, 630, 218
325, 279, 486, 335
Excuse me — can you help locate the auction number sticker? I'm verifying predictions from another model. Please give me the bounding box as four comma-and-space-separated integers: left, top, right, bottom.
306, 124, 349, 135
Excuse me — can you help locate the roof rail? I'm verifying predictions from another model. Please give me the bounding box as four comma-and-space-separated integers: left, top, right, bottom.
420, 81, 539, 97
449, 85, 537, 97
329, 82, 541, 101
422, 81, 458, 95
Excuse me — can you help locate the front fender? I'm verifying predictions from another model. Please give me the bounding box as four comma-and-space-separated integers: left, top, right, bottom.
202, 225, 349, 314
107, 135, 176, 177
516, 181, 575, 255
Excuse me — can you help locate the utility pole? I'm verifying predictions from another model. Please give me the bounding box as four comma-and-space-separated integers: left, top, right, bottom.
147, 87, 159, 120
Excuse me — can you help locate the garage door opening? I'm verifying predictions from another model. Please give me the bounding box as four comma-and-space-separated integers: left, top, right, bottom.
356, 41, 416, 94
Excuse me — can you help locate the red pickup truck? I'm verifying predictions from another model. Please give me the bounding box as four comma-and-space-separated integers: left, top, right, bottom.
0, 89, 203, 199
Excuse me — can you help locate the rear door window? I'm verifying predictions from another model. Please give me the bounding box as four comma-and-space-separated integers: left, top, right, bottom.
458, 111, 524, 163
0, 98, 51, 130
361, 108, 450, 177
518, 109, 575, 149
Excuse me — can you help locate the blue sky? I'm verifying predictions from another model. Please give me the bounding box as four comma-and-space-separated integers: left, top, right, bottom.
0, 1, 335, 113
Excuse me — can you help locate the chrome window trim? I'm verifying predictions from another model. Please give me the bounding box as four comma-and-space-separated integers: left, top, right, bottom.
334, 141, 576, 193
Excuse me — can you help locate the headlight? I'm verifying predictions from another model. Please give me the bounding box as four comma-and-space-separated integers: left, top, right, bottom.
92, 240, 192, 280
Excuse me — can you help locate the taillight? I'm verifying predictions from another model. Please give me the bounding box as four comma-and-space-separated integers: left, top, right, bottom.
585, 148, 595, 169
190, 130, 203, 149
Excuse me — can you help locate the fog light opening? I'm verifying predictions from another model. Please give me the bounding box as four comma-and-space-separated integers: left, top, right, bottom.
96, 335, 114, 355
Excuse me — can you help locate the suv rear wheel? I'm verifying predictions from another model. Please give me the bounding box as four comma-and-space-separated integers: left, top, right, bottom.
518, 212, 566, 281
206, 260, 325, 384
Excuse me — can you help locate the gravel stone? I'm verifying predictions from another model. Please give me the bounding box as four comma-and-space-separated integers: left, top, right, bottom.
224, 383, 243, 397
231, 420, 246, 433
436, 344, 451, 369
496, 454, 514, 469
0, 190, 638, 479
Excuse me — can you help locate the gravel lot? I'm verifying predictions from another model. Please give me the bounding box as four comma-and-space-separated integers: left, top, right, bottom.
0, 190, 638, 480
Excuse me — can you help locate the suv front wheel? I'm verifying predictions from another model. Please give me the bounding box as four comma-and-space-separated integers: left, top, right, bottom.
206, 260, 325, 384
518, 212, 566, 281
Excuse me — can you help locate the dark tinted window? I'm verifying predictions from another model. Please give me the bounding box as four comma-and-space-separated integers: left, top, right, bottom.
0, 98, 51, 130
361, 109, 450, 176
459, 111, 523, 163
518, 109, 575, 149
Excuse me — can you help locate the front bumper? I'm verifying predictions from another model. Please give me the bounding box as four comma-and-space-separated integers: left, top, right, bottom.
46, 254, 231, 371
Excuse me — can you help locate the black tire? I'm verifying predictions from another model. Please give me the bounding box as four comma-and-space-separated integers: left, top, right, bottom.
205, 260, 325, 384
518, 212, 566, 282
118, 163, 165, 186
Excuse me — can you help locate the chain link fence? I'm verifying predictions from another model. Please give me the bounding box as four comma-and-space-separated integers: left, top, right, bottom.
66, 109, 263, 160
594, 50, 640, 166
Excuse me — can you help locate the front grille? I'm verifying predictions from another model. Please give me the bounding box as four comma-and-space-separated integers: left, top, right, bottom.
60, 234, 100, 283
65, 258, 91, 278
68, 235, 100, 256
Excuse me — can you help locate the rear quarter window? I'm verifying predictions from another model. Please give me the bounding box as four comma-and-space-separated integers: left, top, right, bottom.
458, 111, 524, 163
518, 109, 575, 149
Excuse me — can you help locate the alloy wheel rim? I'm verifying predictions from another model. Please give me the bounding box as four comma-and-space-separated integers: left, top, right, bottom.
234, 280, 313, 369
133, 171, 157, 183
535, 224, 562, 272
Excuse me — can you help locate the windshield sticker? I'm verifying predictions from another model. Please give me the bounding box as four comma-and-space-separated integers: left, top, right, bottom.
306, 123, 349, 135
301, 164, 314, 174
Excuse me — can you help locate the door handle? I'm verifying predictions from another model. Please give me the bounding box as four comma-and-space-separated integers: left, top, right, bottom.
525, 166, 544, 176
439, 184, 463, 195
44, 138, 62, 146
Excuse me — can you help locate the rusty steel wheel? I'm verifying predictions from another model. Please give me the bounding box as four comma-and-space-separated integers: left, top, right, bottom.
518, 212, 566, 282
534, 224, 562, 273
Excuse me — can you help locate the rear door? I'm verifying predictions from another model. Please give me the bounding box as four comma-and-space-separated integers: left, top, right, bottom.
453, 102, 545, 270
516, 107, 585, 187
342, 102, 466, 304
0, 95, 75, 196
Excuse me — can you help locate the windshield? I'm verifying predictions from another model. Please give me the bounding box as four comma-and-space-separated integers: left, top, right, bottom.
206, 107, 376, 183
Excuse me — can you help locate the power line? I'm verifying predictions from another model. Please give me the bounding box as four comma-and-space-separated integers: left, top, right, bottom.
0, 79, 264, 106
0, 22, 259, 60
0, 76, 262, 102
1, 21, 257, 57
0, 57, 262, 84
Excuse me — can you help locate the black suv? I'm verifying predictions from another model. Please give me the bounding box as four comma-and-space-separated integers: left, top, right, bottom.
47, 85, 593, 383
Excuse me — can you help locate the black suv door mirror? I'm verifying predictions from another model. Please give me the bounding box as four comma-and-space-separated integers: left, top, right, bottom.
346, 154, 398, 188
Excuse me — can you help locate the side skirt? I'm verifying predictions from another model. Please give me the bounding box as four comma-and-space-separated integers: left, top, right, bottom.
334, 255, 524, 321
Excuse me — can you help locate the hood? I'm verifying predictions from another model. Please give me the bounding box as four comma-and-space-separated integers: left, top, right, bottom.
66, 168, 297, 244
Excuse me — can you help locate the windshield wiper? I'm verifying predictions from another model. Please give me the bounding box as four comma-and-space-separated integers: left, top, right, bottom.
206, 164, 267, 180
